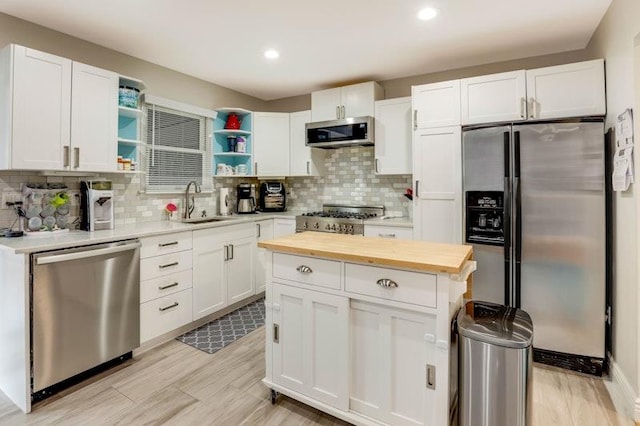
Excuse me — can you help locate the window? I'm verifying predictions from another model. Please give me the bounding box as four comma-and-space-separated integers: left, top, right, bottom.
143, 103, 212, 193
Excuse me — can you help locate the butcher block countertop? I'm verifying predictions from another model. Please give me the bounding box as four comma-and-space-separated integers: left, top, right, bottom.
258, 231, 473, 274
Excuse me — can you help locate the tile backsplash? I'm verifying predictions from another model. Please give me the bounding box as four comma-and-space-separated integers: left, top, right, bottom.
0, 146, 412, 230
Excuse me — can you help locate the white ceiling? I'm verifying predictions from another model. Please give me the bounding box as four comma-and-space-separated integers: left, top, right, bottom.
0, 0, 612, 101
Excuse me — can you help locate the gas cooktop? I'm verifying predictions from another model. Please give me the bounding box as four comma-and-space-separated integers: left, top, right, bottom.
295, 204, 385, 235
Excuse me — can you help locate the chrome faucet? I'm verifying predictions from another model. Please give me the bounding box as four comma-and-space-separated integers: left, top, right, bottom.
183, 180, 202, 219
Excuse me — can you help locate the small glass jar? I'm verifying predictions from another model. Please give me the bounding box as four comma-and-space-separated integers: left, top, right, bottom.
117, 156, 124, 171
123, 158, 132, 171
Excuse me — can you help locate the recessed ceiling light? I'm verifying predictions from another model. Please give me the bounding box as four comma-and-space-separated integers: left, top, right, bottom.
264, 49, 279, 59
417, 7, 438, 21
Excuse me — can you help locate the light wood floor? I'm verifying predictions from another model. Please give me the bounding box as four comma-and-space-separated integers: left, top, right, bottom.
0, 326, 634, 425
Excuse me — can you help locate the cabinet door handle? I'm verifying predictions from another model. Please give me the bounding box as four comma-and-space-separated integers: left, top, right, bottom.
159, 302, 179, 312
273, 323, 279, 343
413, 110, 418, 130
529, 97, 535, 119
415, 180, 419, 197
158, 241, 178, 247
224, 245, 228, 261
341, 105, 345, 119
306, 160, 310, 175
426, 364, 436, 389
229, 244, 234, 260
378, 233, 396, 238
296, 265, 313, 273
377, 278, 398, 288
520, 97, 526, 119
63, 146, 70, 167
74, 147, 80, 168
159, 282, 179, 290
336, 106, 340, 119
254, 162, 258, 176
375, 158, 380, 173
158, 261, 178, 269
256, 223, 261, 238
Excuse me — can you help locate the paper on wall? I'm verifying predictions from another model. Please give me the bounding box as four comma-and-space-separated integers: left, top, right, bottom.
612, 109, 634, 191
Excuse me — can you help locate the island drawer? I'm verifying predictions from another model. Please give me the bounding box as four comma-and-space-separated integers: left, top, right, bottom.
141, 250, 193, 281
273, 253, 341, 290
140, 269, 193, 303
141, 232, 193, 259
344, 263, 437, 308
140, 288, 193, 343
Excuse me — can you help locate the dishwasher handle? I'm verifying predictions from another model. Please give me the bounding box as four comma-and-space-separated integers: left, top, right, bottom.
36, 241, 142, 265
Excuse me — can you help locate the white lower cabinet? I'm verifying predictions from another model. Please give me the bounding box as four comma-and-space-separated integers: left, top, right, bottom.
272, 283, 349, 410
140, 289, 193, 343
364, 224, 413, 240
139, 231, 194, 343
274, 217, 296, 237
350, 300, 436, 426
265, 252, 461, 426
255, 220, 275, 293
193, 223, 255, 320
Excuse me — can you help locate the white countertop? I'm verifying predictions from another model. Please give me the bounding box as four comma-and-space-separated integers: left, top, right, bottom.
0, 212, 297, 254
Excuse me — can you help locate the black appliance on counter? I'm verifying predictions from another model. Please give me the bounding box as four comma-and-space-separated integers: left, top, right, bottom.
237, 183, 256, 214
259, 182, 286, 212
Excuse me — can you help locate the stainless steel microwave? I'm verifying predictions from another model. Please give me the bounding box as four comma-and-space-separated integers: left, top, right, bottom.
305, 116, 374, 148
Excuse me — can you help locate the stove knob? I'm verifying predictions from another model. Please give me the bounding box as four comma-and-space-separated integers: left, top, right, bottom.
341, 224, 347, 232
332, 224, 338, 231
313, 222, 319, 230
302, 222, 308, 229
325, 224, 331, 231
348, 225, 354, 234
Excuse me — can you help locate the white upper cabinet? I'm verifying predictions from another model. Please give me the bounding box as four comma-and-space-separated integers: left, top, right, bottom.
374, 97, 412, 175
0, 44, 118, 171
412, 80, 461, 129
70, 62, 118, 172
254, 112, 290, 177
526, 59, 605, 120
461, 70, 527, 125
0, 45, 71, 170
289, 110, 326, 176
459, 60, 606, 125
311, 81, 383, 121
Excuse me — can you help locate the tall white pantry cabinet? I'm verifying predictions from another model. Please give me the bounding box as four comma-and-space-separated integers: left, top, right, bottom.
411, 80, 463, 245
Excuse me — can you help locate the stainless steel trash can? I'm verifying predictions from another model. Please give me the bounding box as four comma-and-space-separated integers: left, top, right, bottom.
457, 300, 533, 426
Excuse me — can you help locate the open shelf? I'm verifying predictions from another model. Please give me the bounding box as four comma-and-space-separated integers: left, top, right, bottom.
118, 138, 144, 146
214, 129, 251, 136
118, 106, 143, 119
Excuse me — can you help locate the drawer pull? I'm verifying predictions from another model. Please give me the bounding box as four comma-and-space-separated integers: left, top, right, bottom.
377, 278, 398, 288
159, 302, 179, 312
378, 233, 396, 238
158, 241, 179, 247
159, 261, 179, 269
158, 282, 179, 290
296, 265, 313, 274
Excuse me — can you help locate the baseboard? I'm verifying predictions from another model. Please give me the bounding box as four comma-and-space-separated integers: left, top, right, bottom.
604, 356, 639, 421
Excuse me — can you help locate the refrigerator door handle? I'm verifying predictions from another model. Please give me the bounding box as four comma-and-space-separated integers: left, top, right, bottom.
514, 175, 522, 307
503, 175, 512, 305
503, 132, 510, 178
514, 131, 521, 178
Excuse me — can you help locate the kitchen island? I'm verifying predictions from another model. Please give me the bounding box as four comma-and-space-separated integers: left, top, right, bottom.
258, 232, 475, 426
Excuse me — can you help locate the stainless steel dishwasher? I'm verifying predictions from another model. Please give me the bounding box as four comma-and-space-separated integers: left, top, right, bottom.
31, 239, 141, 395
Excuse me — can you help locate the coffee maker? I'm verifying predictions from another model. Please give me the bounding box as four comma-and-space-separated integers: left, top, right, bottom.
80, 180, 115, 231
236, 183, 256, 214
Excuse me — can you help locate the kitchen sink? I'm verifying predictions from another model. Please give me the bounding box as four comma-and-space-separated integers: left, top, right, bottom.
181, 217, 236, 224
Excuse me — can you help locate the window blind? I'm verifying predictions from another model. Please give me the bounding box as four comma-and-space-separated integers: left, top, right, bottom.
143, 104, 212, 193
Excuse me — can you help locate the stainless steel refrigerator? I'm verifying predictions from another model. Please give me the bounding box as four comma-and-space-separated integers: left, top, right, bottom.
462, 119, 608, 374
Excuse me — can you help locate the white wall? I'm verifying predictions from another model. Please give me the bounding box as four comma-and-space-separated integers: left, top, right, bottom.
587, 0, 640, 415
